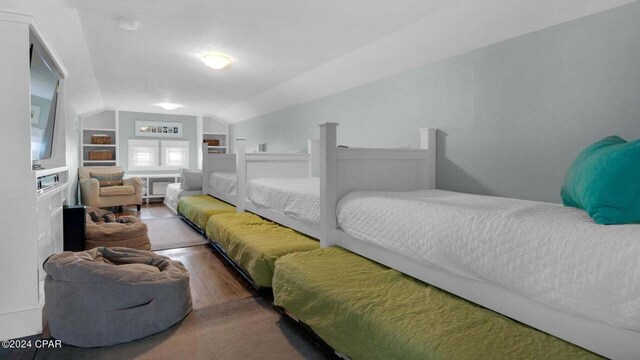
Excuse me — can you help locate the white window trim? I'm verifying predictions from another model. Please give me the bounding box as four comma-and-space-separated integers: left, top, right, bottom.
128, 139, 159, 171
160, 140, 190, 169
127, 139, 191, 171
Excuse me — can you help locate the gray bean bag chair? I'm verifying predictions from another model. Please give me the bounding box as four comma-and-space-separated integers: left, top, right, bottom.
44, 247, 192, 347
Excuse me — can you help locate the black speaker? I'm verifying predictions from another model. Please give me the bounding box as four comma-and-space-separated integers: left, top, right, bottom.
63, 205, 86, 251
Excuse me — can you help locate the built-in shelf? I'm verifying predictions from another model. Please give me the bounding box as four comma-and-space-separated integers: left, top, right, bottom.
81, 110, 118, 167
202, 122, 228, 154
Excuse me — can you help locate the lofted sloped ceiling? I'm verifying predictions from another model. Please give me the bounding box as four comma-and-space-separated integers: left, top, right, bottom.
0, 0, 104, 114
74, 0, 460, 118
68, 0, 637, 121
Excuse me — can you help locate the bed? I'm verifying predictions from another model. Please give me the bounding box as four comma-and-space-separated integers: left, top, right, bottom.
237, 133, 434, 239
273, 247, 599, 359
236, 139, 321, 238
205, 212, 319, 289
163, 183, 202, 214
201, 144, 237, 205
209, 172, 236, 196
248, 177, 320, 225
318, 122, 640, 359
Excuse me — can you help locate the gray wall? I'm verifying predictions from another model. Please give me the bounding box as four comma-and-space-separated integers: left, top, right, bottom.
230, 2, 640, 203
118, 111, 198, 173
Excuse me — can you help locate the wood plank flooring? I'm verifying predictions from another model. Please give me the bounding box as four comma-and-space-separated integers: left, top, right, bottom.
126, 202, 256, 308
1, 202, 326, 360
157, 245, 255, 309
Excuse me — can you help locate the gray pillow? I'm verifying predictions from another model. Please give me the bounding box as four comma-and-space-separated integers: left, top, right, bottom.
180, 168, 202, 191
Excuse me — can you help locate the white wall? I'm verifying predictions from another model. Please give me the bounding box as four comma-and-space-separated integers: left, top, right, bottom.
231, 2, 640, 203
0, 16, 42, 340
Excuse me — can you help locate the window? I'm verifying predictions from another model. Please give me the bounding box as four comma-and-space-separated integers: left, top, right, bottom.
128, 139, 189, 170
161, 140, 190, 168
128, 140, 159, 170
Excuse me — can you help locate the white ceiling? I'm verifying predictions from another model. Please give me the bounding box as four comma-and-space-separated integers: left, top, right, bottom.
1, 0, 634, 121
0, 0, 104, 114
73, 0, 461, 118
219, 0, 638, 123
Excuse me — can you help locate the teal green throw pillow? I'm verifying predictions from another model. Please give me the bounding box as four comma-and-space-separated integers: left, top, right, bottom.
561, 136, 640, 225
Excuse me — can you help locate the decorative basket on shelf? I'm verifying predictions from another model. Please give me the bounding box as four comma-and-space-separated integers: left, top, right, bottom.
204, 139, 220, 146
88, 150, 113, 161
91, 134, 112, 144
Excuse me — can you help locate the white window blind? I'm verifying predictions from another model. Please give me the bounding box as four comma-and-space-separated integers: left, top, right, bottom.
161, 140, 190, 168
127, 139, 190, 170
128, 139, 159, 170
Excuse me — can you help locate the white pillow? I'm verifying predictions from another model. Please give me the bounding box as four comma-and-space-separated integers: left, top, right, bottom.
180, 168, 202, 191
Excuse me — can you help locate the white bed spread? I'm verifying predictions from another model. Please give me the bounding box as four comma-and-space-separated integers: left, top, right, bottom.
164, 183, 201, 212
337, 189, 640, 332
209, 172, 237, 196
248, 177, 319, 225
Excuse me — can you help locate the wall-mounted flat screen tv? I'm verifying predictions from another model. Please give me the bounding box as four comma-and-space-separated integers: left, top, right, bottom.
30, 44, 60, 161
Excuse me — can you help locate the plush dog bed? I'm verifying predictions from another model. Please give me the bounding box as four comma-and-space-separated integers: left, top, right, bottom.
84, 207, 150, 250
44, 247, 192, 347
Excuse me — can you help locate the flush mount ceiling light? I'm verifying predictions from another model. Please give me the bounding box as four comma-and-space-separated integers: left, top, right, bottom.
200, 52, 233, 70
116, 18, 139, 31
157, 103, 183, 110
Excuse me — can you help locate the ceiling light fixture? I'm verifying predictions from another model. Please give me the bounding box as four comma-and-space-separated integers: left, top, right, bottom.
157, 103, 183, 110
200, 52, 233, 70
116, 18, 139, 31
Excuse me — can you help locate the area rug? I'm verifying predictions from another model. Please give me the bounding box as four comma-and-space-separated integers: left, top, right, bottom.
35, 297, 328, 360
145, 217, 208, 251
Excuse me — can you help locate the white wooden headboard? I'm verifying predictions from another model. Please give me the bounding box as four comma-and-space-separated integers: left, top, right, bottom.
235, 138, 318, 212
201, 143, 236, 192
319, 122, 436, 246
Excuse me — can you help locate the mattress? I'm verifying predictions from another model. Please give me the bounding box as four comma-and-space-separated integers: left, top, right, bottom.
336, 189, 640, 332
177, 195, 235, 230
164, 183, 201, 213
273, 247, 599, 360
205, 212, 318, 288
248, 177, 319, 225
209, 172, 236, 196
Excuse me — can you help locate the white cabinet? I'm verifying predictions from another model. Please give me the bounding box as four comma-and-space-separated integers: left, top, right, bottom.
36, 181, 67, 303
0, 11, 68, 340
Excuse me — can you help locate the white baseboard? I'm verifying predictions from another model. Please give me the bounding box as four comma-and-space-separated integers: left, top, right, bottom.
0, 305, 43, 340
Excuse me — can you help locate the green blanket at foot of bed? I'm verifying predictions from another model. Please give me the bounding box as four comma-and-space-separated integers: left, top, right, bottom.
177, 195, 235, 230
206, 212, 319, 288
273, 247, 601, 360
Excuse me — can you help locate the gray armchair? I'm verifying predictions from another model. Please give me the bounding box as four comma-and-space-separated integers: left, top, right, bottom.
79, 166, 143, 211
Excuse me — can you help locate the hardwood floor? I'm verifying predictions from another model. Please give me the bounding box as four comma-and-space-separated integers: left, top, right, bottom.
157, 245, 255, 309
132, 202, 257, 308
119, 202, 175, 220
1, 202, 328, 360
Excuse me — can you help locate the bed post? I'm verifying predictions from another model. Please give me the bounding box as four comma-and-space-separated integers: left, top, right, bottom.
419, 128, 437, 189
308, 139, 319, 177
319, 123, 338, 247
201, 143, 209, 194
236, 138, 247, 213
